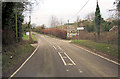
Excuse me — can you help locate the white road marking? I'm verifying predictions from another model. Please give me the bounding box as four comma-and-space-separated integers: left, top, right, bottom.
67, 63, 73, 66
9, 45, 40, 79
66, 69, 69, 71
78, 69, 83, 73
58, 46, 62, 50
80, 71, 83, 73
53, 45, 56, 50
57, 46, 63, 51
58, 52, 67, 66
64, 52, 76, 65
73, 44, 120, 65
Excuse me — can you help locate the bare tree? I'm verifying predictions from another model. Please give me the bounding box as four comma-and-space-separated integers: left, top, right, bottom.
32, 23, 37, 28
50, 16, 60, 27
23, 0, 42, 41
60, 19, 64, 25
85, 12, 95, 21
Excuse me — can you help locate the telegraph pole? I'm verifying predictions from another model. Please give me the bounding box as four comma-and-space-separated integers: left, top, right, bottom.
77, 17, 80, 39
29, 3, 32, 41
67, 20, 69, 38
28, 15, 33, 41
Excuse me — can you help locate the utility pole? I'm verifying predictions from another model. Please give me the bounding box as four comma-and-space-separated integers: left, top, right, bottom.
77, 17, 80, 39
29, 15, 32, 41
67, 20, 69, 38
28, 3, 32, 41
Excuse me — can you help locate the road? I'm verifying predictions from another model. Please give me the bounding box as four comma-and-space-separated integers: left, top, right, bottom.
13, 33, 118, 77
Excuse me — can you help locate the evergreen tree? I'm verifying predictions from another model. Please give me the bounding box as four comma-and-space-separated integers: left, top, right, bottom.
95, 1, 101, 40
2, 2, 25, 45
116, 1, 120, 46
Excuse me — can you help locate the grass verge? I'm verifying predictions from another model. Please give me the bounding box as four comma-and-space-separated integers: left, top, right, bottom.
2, 34, 37, 77
22, 34, 29, 40
22, 33, 37, 41
72, 40, 119, 60
32, 34, 37, 41
3, 41, 35, 77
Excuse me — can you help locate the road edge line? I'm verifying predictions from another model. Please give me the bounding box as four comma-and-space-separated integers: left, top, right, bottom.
71, 43, 120, 65
9, 44, 39, 79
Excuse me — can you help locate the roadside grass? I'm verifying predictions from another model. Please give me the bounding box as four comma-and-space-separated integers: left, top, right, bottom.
32, 34, 37, 41
72, 40, 119, 58
22, 34, 29, 40
2, 34, 37, 76
22, 33, 37, 41
3, 41, 34, 76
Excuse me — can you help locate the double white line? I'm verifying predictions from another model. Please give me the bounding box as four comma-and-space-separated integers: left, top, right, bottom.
53, 45, 56, 50
51, 42, 76, 66
58, 52, 76, 66
51, 42, 63, 51
57, 46, 63, 51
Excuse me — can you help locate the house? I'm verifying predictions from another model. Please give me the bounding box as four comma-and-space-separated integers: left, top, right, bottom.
56, 22, 85, 38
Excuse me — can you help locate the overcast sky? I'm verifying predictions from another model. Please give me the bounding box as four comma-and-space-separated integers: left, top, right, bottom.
24, 0, 116, 27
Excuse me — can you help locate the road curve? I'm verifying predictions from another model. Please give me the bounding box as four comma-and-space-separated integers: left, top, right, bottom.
13, 33, 118, 77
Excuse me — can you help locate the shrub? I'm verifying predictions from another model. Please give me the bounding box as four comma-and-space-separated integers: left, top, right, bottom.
42, 28, 67, 39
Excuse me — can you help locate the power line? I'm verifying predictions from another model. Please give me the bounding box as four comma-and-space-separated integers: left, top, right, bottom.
69, 0, 90, 20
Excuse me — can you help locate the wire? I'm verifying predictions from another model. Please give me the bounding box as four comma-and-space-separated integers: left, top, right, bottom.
69, 0, 90, 20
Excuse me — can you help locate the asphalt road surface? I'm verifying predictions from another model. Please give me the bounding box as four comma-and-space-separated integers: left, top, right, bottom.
14, 33, 118, 77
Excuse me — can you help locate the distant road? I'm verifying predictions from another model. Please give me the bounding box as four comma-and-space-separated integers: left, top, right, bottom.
14, 33, 118, 77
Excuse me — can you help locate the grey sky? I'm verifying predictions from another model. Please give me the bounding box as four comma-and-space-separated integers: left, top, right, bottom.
24, 0, 116, 27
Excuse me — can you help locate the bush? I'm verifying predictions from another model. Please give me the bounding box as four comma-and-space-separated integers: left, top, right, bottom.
78, 31, 118, 45
42, 28, 67, 39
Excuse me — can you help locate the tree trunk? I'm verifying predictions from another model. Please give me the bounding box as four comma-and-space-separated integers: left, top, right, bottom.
97, 25, 100, 40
